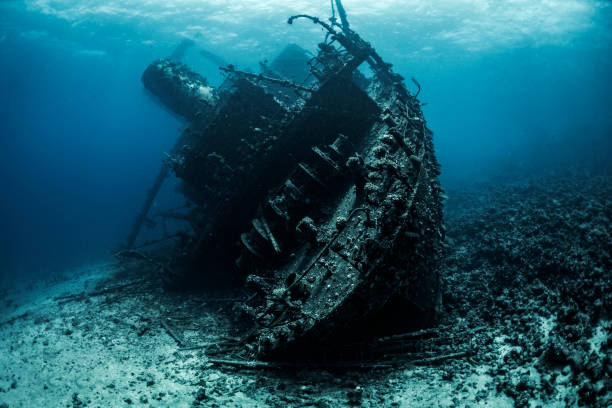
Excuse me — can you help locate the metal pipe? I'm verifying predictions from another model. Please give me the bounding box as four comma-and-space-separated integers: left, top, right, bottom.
334, 0, 350, 30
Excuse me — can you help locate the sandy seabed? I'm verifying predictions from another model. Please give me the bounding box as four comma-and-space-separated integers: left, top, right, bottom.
0, 263, 512, 408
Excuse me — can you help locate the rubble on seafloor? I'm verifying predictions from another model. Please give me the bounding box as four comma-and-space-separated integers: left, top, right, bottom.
439, 169, 611, 407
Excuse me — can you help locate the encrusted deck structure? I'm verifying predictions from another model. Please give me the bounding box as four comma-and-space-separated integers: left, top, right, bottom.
129, 1, 444, 359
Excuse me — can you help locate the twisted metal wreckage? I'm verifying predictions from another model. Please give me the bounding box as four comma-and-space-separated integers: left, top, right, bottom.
121, 1, 447, 362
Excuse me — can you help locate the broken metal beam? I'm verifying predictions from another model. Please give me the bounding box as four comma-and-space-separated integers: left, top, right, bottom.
219, 65, 315, 93
125, 163, 170, 249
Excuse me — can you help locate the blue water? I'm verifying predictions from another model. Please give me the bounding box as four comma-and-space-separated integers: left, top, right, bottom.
1, 0, 611, 284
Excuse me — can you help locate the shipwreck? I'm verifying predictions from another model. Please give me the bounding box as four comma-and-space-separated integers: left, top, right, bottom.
123, 1, 445, 360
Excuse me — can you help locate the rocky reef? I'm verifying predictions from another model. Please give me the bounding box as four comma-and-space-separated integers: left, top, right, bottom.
441, 168, 610, 407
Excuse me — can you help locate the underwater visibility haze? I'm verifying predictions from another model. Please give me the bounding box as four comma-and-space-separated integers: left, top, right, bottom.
1, 0, 611, 281
0, 0, 610, 407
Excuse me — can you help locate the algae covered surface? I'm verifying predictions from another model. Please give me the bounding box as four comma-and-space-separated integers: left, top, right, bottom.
0, 168, 609, 407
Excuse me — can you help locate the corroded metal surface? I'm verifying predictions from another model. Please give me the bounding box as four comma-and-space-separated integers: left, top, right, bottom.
134, 4, 444, 358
